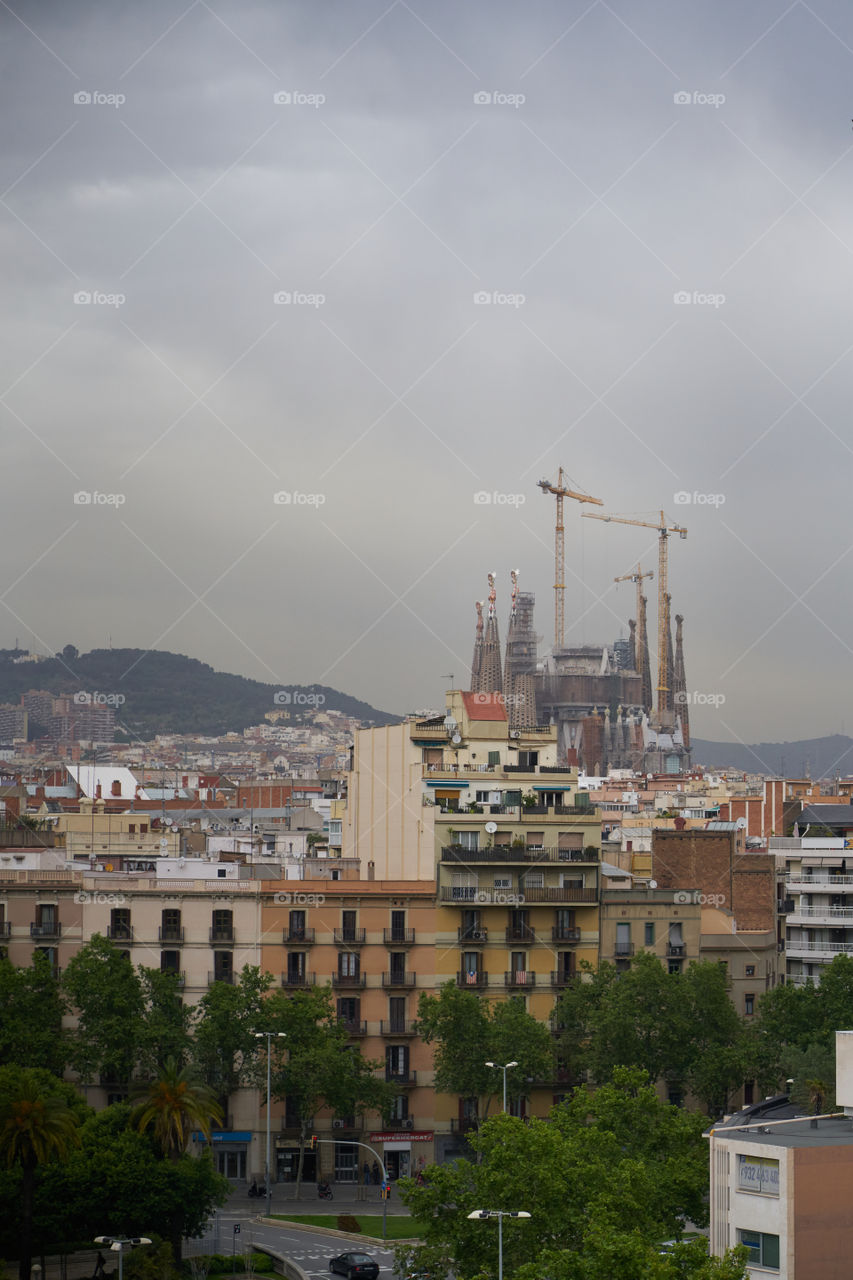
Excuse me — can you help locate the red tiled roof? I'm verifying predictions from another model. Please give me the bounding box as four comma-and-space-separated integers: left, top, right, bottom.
461, 691, 508, 722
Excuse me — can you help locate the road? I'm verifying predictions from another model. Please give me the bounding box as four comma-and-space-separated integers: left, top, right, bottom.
192, 1205, 404, 1279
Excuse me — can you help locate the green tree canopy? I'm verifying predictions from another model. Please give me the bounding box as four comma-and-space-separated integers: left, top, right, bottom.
191, 965, 273, 1108
416, 983, 554, 1124
0, 953, 67, 1075
62, 935, 144, 1086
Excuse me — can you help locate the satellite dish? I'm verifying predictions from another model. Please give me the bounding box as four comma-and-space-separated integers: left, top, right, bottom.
736, 818, 747, 829
649, 880, 657, 889
452, 734, 462, 745
485, 821, 497, 833
164, 818, 173, 826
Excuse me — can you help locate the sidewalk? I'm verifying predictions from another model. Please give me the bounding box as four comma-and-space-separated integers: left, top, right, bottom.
222, 1179, 412, 1216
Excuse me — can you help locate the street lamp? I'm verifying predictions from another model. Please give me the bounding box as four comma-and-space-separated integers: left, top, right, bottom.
94, 1237, 152, 1280
255, 1031, 287, 1217
467, 1210, 530, 1280
485, 1060, 518, 1113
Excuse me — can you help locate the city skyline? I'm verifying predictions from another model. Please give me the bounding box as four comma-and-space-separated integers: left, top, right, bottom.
3, 0, 853, 744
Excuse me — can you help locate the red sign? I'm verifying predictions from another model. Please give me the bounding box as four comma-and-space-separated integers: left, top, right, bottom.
368, 1131, 434, 1143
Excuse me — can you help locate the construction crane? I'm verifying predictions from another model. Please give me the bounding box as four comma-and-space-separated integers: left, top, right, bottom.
537, 468, 603, 649
614, 564, 653, 662
583, 511, 687, 722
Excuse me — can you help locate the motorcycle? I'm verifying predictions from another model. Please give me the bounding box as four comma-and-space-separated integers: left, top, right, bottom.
248, 1180, 261, 1198
317, 1180, 333, 1200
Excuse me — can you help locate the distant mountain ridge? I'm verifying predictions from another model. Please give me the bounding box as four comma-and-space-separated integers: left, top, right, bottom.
0, 647, 398, 738
691, 734, 853, 779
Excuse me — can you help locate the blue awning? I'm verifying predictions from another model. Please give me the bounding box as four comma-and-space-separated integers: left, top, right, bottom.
532, 784, 573, 791
194, 1130, 252, 1143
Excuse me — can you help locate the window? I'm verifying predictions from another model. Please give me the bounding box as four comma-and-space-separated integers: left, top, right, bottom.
744, 993, 755, 1016
211, 909, 233, 941
521, 871, 544, 890
213, 951, 233, 982
390, 910, 406, 941
388, 1094, 408, 1121
339, 952, 360, 978
526, 831, 544, 849
668, 959, 682, 975
287, 952, 306, 982
736, 1230, 779, 1269
462, 951, 480, 981
558, 952, 575, 980
341, 910, 357, 939
386, 1045, 409, 1078
615, 923, 632, 956
337, 997, 360, 1026
737, 1155, 779, 1196
388, 996, 407, 1031
128, 824, 135, 834
488, 751, 500, 766
457, 830, 479, 851
389, 951, 406, 980
161, 950, 180, 974
745, 964, 756, 977
162, 908, 181, 940
644, 921, 655, 947
494, 876, 512, 889
110, 907, 131, 940
289, 909, 306, 938
511, 951, 527, 976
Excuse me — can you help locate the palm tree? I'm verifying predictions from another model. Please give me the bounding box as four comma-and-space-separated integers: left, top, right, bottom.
0, 1073, 80, 1280
132, 1059, 223, 1264
131, 1057, 223, 1160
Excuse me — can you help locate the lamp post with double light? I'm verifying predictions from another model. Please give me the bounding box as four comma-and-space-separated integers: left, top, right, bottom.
254, 1031, 286, 1216
467, 1210, 530, 1280
94, 1237, 152, 1280
485, 1059, 518, 1114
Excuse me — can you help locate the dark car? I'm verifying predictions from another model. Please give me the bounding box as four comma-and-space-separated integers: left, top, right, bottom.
329, 1253, 380, 1280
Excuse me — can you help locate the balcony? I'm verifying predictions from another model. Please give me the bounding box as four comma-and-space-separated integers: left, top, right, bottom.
209, 928, 235, 945
384, 1116, 416, 1130
786, 875, 853, 894
281, 971, 316, 987
159, 926, 185, 943
613, 942, 635, 957
519, 887, 597, 904
667, 943, 686, 958
339, 1019, 367, 1037
505, 926, 536, 944
450, 1117, 478, 1134
208, 971, 235, 985
787, 907, 853, 926
552, 926, 581, 943
30, 922, 61, 939
785, 940, 853, 961
334, 929, 366, 947
106, 925, 134, 943
382, 971, 415, 988
457, 970, 488, 988
380, 1020, 417, 1036
550, 970, 576, 987
385, 1070, 417, 1086
505, 971, 536, 988
383, 928, 415, 946
457, 926, 488, 944
161, 969, 186, 986
0, 922, 11, 939
283, 927, 315, 945
333, 972, 366, 987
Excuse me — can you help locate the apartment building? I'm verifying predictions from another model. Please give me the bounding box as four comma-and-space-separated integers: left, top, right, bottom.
774, 831, 853, 986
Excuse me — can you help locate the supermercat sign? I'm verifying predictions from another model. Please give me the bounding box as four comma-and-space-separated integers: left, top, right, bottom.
368, 1131, 434, 1143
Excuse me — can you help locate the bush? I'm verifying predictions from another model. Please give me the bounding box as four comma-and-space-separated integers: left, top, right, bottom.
336, 1215, 362, 1234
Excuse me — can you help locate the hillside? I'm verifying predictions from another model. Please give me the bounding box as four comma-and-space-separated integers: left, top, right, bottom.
0, 648, 398, 738
691, 734, 853, 779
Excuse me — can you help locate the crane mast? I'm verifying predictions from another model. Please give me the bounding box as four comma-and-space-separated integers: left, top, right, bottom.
537, 468, 603, 649
584, 511, 687, 724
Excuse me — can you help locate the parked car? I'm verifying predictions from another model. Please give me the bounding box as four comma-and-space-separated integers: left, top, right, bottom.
329, 1253, 380, 1280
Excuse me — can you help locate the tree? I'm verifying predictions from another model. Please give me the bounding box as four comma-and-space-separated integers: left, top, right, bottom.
136, 968, 194, 1076
192, 966, 272, 1117
416, 983, 554, 1128
131, 1062, 223, 1261
398, 1069, 744, 1280
263, 986, 393, 1198
0, 953, 67, 1075
582, 954, 691, 1088
551, 962, 618, 1084
0, 1067, 81, 1280
62, 935, 144, 1087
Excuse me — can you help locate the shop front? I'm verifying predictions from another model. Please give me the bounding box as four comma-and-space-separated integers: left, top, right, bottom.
368, 1131, 435, 1180
193, 1130, 251, 1181
276, 1140, 317, 1182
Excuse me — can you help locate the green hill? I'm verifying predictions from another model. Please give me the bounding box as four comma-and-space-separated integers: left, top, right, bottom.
0, 647, 397, 738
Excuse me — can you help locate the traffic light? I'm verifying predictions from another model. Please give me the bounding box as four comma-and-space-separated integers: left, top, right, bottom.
382, 1182, 391, 1200
310, 1134, 317, 1150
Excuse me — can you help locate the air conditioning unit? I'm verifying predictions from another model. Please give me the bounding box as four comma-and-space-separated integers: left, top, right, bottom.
509, 730, 521, 740
471, 929, 487, 942
402, 1118, 414, 1129
332, 1119, 345, 1128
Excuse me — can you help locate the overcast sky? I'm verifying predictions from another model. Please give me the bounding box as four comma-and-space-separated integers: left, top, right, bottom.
2, 0, 853, 747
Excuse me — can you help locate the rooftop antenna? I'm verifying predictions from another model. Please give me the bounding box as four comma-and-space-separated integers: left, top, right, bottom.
441, 673, 455, 689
